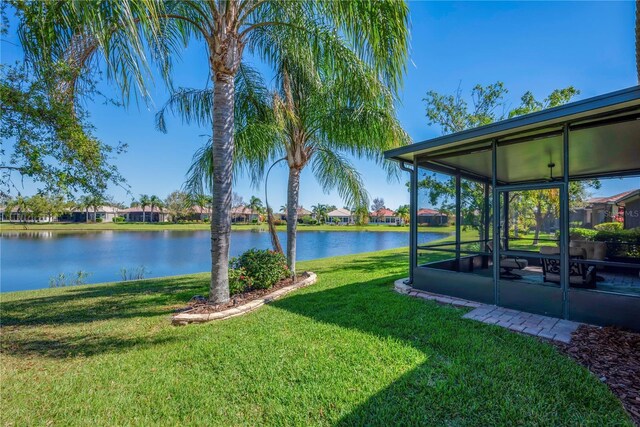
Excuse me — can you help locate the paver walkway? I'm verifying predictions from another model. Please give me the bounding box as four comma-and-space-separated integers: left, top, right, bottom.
394, 279, 581, 343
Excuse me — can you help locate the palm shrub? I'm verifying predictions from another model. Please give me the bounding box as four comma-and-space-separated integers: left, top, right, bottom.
231, 249, 289, 290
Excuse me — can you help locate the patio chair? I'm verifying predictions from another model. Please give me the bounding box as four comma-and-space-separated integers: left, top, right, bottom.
486, 241, 529, 279
539, 246, 596, 289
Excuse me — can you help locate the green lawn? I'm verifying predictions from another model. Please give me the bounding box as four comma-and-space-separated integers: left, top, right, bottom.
0, 249, 630, 425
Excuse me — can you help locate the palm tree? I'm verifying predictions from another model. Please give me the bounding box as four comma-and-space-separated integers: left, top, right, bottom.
396, 205, 410, 225
90, 194, 107, 222
149, 195, 163, 223
184, 54, 410, 275
248, 196, 264, 221
189, 193, 211, 222
139, 194, 150, 223
77, 195, 92, 223
311, 204, 329, 224
23, 1, 409, 302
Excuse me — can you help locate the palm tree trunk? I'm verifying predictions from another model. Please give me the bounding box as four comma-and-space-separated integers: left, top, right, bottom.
286, 167, 301, 277
209, 72, 235, 304
142, 208, 146, 223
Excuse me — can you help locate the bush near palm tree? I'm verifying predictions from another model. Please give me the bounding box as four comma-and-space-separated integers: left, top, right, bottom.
19, 1, 409, 302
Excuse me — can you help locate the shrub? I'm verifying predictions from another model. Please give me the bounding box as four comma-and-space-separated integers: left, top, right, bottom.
594, 222, 623, 232
113, 216, 125, 223
567, 227, 640, 258
231, 249, 289, 289
272, 219, 284, 226
228, 267, 254, 295
568, 227, 598, 241
301, 215, 316, 225
95, 218, 103, 223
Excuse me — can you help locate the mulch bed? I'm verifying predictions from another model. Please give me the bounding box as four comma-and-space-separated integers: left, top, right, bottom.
180, 273, 310, 314
555, 325, 640, 425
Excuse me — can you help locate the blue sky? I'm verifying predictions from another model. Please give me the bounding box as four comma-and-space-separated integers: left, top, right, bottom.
2, 1, 638, 209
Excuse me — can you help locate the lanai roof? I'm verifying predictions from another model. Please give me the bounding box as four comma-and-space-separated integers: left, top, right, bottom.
385, 86, 640, 184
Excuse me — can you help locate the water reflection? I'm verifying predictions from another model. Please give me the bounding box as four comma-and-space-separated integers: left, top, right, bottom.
1, 230, 447, 292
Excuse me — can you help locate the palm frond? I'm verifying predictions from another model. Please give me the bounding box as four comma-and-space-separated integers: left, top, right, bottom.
311, 149, 369, 209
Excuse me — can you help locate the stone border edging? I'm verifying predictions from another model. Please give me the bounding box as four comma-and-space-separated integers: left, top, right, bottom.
172, 272, 317, 325
393, 278, 482, 308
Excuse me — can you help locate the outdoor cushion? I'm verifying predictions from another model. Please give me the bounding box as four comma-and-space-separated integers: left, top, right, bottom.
570, 240, 607, 260
539, 246, 596, 288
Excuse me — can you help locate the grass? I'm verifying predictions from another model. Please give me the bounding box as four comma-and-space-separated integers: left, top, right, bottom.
0, 248, 630, 425
0, 221, 459, 233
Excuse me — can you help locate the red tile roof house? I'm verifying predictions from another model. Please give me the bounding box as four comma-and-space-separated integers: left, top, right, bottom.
571, 189, 640, 229
230, 206, 261, 223
119, 206, 168, 222
417, 208, 449, 226
369, 208, 401, 225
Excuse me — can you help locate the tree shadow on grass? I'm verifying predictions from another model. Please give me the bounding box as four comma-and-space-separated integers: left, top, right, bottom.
0, 275, 208, 327
270, 274, 628, 425
1, 331, 182, 359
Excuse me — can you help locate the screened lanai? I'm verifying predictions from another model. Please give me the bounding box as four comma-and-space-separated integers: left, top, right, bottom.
386, 86, 640, 331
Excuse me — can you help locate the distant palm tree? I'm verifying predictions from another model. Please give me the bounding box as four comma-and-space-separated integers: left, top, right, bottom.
396, 205, 410, 225
189, 193, 211, 222
248, 196, 264, 219
77, 195, 92, 223
149, 195, 163, 223
312, 204, 330, 224
139, 194, 150, 223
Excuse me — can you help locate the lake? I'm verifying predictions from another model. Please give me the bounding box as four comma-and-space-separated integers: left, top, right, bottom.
1, 230, 447, 292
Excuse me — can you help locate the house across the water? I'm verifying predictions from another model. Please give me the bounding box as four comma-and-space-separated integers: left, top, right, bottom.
327, 208, 353, 225
417, 208, 449, 226
369, 208, 400, 225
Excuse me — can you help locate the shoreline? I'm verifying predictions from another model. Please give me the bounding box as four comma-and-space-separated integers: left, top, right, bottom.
0, 222, 455, 234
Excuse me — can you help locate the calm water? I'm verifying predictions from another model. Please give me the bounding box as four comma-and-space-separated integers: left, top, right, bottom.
1, 230, 446, 292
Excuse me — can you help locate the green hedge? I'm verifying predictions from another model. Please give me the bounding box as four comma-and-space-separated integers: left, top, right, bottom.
568, 227, 640, 258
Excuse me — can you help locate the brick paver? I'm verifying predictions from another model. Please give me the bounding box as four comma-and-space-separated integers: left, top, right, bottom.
394, 278, 581, 343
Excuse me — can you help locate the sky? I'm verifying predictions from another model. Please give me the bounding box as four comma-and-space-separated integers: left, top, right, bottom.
2, 1, 638, 210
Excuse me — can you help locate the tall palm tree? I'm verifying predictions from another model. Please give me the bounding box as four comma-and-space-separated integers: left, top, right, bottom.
139, 194, 150, 223
149, 195, 163, 223
21, 1, 409, 302
183, 53, 410, 275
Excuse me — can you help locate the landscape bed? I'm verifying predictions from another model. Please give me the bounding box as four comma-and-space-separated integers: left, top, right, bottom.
0, 248, 633, 425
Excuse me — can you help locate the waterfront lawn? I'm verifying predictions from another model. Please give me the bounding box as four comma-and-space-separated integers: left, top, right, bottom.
0, 248, 630, 426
